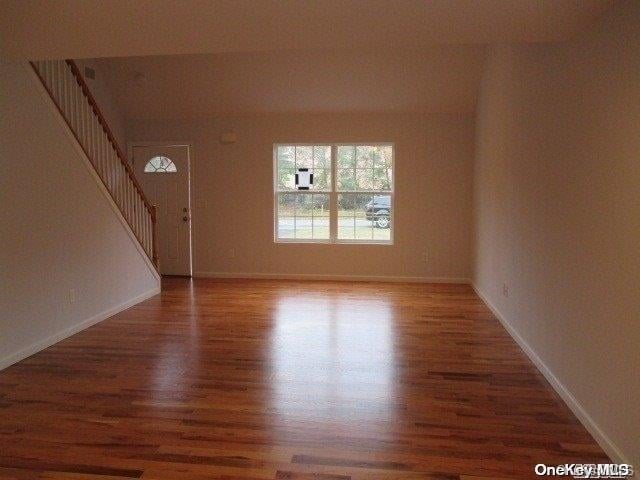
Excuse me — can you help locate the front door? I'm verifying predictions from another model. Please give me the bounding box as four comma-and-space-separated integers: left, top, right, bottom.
132, 144, 192, 276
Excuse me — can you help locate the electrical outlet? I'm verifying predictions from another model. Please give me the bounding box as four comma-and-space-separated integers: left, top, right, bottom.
502, 283, 509, 298
423, 252, 429, 263
230, 248, 236, 258
69, 288, 76, 303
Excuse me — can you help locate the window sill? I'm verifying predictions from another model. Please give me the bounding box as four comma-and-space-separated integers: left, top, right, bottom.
275, 239, 393, 245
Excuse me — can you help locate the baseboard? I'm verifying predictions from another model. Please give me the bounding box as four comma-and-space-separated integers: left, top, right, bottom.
194, 271, 471, 284
0, 287, 160, 372
471, 282, 630, 466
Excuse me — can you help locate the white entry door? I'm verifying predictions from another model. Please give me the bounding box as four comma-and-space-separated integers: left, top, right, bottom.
132, 144, 192, 276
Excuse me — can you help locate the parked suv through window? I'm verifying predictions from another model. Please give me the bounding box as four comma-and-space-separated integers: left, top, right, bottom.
364, 195, 391, 229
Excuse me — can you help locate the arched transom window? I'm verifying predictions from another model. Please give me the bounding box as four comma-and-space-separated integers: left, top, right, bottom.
144, 156, 177, 173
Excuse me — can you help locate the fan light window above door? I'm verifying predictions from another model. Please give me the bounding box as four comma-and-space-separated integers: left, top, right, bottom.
144, 156, 177, 173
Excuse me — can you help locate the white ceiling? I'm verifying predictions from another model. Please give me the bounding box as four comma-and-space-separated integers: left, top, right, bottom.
96, 47, 486, 119
2, 0, 612, 119
0, 0, 613, 60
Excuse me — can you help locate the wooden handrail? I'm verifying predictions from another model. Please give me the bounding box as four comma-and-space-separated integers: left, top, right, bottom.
65, 60, 154, 216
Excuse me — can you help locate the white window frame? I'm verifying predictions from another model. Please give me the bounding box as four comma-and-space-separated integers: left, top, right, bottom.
273, 143, 394, 245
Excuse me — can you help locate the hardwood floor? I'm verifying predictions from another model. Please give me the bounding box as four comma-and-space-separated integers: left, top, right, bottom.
0, 278, 608, 479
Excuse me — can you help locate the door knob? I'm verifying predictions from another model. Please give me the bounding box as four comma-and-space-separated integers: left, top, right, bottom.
182, 216, 189, 222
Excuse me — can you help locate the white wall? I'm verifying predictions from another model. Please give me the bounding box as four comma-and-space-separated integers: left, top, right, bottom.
94, 47, 485, 119
0, 61, 160, 369
473, 0, 640, 465
128, 112, 475, 281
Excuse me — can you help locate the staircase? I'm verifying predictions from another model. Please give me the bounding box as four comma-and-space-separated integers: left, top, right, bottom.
30, 60, 158, 269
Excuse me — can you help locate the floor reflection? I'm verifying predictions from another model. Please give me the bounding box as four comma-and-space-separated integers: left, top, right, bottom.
268, 290, 399, 438
150, 278, 201, 399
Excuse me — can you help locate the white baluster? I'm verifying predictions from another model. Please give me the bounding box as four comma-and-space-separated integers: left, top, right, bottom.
79, 89, 86, 151
52, 61, 59, 104
92, 120, 97, 173
68, 69, 75, 130
138, 195, 143, 241
63, 64, 69, 119
146, 212, 151, 256
87, 103, 94, 167
115, 161, 121, 209
104, 133, 110, 187
74, 77, 81, 136
104, 132, 109, 184
98, 127, 104, 180
48, 61, 55, 92
40, 61, 48, 90
128, 178, 134, 227
116, 154, 124, 210
94, 122, 100, 176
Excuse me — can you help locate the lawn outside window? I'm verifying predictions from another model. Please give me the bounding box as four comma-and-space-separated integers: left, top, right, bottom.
274, 143, 394, 244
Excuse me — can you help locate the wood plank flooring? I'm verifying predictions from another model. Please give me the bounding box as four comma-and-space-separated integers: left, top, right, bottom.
0, 278, 609, 479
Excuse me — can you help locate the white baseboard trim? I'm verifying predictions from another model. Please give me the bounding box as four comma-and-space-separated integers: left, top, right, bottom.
194, 271, 471, 284
0, 287, 160, 372
471, 282, 630, 466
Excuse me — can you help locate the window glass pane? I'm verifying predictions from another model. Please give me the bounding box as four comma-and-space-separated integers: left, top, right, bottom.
338, 193, 355, 216
277, 169, 296, 190
313, 146, 331, 168
309, 194, 330, 240
295, 217, 313, 239
355, 194, 374, 239
277, 192, 295, 239
295, 146, 313, 168
337, 168, 356, 191
356, 169, 375, 190
278, 193, 296, 216
379, 145, 393, 168
337, 145, 393, 192
338, 217, 355, 239
356, 217, 374, 240
338, 193, 372, 239
312, 194, 329, 217
277, 146, 295, 169
368, 194, 392, 240
338, 193, 356, 239
337, 146, 355, 168
277, 192, 329, 240
356, 146, 376, 169
338, 193, 391, 241
311, 168, 331, 191
373, 165, 392, 190
278, 216, 295, 239
313, 217, 330, 238
373, 226, 391, 241
296, 194, 313, 216
144, 156, 177, 173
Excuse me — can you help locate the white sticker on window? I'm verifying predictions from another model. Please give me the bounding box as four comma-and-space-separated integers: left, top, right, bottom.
295, 168, 313, 190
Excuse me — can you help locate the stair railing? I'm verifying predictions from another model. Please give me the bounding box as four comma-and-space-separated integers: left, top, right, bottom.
30, 59, 158, 268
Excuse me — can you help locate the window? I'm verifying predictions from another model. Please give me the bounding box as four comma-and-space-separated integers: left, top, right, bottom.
144, 155, 177, 173
274, 144, 393, 243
